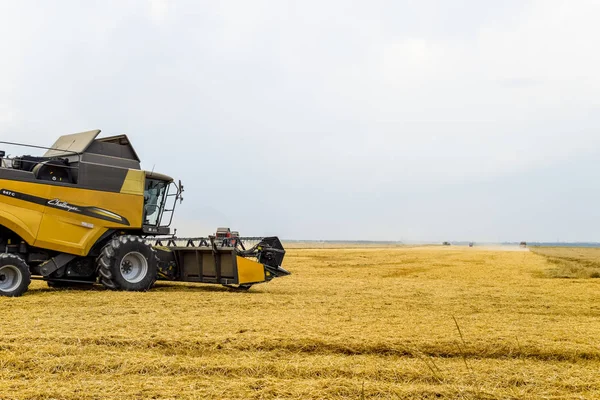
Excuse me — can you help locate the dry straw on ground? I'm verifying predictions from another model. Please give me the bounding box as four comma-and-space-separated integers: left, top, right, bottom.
1, 245, 599, 399
530, 246, 600, 279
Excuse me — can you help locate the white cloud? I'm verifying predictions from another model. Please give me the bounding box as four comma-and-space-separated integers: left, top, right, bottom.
148, 0, 169, 23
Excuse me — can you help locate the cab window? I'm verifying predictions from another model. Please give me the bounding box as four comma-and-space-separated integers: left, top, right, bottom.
143, 179, 168, 226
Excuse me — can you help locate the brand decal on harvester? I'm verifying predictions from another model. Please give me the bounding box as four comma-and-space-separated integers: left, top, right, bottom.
0, 189, 130, 226
47, 199, 80, 212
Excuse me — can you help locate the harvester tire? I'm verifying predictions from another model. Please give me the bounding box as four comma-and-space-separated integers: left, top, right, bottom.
97, 235, 158, 291
0, 254, 31, 297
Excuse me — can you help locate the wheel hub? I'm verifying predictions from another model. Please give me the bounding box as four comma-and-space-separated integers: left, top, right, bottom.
121, 261, 133, 274
119, 252, 149, 284
0, 265, 22, 292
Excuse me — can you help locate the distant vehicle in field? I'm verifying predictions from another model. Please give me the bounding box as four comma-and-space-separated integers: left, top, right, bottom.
442, 241, 451, 246
469, 242, 474, 247
520, 241, 527, 248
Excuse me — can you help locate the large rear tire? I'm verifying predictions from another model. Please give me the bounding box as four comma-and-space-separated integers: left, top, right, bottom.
97, 235, 158, 291
0, 254, 31, 297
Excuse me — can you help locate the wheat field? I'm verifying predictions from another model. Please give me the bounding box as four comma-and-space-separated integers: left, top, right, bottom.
0, 245, 599, 399
530, 246, 600, 279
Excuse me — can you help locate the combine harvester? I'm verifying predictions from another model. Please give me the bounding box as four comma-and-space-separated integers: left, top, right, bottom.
0, 130, 289, 296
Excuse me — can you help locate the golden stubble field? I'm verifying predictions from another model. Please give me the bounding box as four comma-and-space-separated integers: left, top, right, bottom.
1, 245, 600, 399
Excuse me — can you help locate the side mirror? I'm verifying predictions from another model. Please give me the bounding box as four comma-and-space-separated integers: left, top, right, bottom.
0, 151, 5, 158
177, 180, 184, 203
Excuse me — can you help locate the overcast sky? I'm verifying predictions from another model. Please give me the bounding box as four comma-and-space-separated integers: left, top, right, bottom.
1, 0, 599, 242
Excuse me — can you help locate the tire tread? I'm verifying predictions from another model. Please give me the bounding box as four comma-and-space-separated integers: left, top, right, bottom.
97, 235, 158, 291
0, 253, 31, 297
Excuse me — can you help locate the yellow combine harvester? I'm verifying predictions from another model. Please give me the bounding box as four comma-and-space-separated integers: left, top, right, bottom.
0, 130, 289, 296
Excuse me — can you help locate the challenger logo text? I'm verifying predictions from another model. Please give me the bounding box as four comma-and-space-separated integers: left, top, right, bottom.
47, 199, 80, 212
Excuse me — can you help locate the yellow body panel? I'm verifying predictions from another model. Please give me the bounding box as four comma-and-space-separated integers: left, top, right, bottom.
35, 220, 108, 256
236, 256, 266, 284
0, 177, 144, 256
0, 181, 49, 243
0, 202, 43, 245
120, 170, 145, 195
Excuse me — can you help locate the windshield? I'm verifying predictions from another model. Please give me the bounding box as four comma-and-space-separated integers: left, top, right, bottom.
143, 179, 168, 226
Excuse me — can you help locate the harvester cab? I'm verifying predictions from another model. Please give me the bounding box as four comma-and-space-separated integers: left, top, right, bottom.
0, 130, 289, 296
141, 172, 182, 235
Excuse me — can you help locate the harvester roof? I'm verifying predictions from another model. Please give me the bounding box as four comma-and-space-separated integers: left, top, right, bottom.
44, 129, 140, 162
144, 170, 174, 182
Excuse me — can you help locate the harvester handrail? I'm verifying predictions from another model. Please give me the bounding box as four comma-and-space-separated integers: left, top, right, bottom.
0, 140, 82, 156
0, 140, 83, 174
